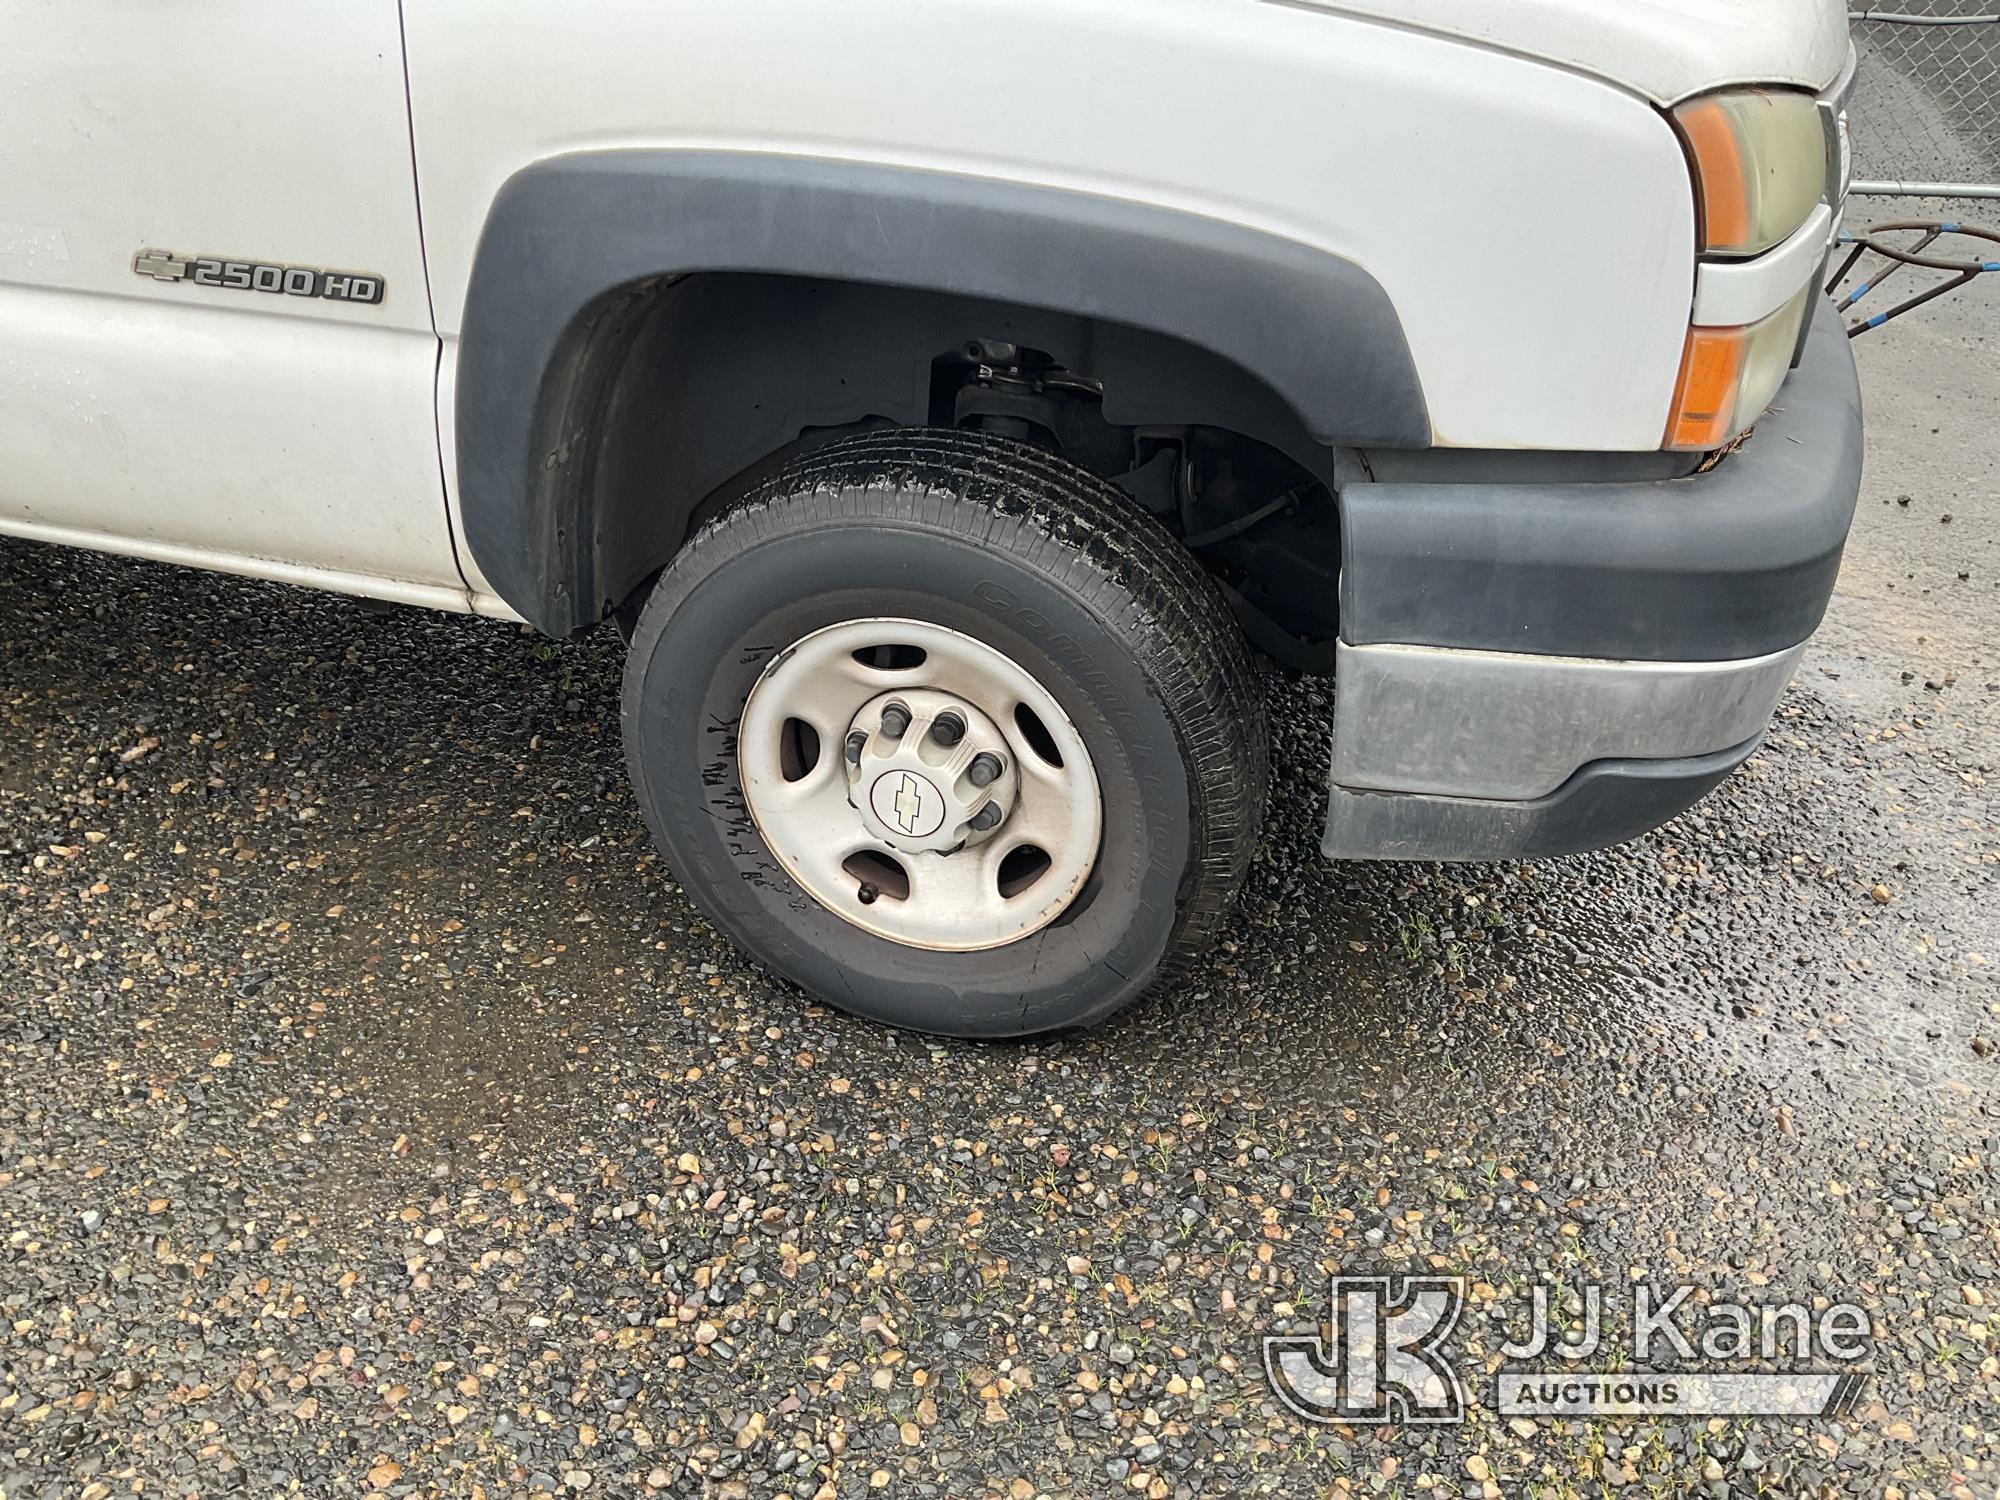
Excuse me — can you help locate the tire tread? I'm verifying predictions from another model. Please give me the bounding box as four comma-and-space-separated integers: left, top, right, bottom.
630, 428, 1268, 1017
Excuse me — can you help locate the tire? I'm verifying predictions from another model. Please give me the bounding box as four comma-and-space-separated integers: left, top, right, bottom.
620, 429, 1266, 1037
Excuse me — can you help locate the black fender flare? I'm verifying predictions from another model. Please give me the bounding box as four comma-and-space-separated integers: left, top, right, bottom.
454, 150, 1430, 633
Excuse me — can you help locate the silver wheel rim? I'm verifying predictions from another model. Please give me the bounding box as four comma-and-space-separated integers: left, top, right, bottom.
738, 618, 1103, 952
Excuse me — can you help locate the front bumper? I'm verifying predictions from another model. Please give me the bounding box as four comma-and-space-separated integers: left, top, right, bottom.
1325, 295, 1863, 861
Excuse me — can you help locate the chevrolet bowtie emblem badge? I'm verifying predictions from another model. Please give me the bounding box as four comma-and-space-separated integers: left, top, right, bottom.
132, 249, 190, 282
891, 773, 923, 834
870, 769, 945, 840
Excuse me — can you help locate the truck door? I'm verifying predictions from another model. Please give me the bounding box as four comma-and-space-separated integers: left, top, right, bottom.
0, 3, 464, 602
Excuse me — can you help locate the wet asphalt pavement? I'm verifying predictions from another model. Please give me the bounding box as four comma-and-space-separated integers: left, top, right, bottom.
2, 293, 1997, 1499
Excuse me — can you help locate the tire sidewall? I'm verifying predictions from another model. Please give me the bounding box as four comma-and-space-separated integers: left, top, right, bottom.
624, 515, 1196, 1035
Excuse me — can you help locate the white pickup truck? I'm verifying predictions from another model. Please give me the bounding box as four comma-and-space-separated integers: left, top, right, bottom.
2, 1, 1863, 1035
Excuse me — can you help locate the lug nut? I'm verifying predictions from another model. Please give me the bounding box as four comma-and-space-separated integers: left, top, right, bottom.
845, 731, 868, 766
930, 712, 966, 748
880, 702, 911, 738
968, 752, 1004, 787
970, 801, 1002, 832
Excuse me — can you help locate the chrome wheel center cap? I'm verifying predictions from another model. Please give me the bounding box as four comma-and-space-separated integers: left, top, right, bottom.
870, 768, 947, 839
847, 688, 1018, 854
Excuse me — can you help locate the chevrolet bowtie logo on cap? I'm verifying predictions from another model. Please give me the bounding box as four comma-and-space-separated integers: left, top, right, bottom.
892, 773, 924, 834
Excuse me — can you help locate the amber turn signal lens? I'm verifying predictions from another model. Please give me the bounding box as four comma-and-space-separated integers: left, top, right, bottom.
1662, 285, 1816, 452
1664, 325, 1745, 450
1676, 97, 1750, 254
1672, 89, 1826, 257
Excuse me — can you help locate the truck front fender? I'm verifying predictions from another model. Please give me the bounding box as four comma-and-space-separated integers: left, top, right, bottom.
454, 150, 1429, 633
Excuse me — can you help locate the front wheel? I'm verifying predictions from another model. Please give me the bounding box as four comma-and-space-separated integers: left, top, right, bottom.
620, 429, 1266, 1037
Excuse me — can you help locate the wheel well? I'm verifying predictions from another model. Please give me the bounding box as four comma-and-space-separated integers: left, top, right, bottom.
554, 272, 1346, 662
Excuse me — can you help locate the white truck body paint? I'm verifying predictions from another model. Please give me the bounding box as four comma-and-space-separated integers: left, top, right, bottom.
0, 1, 467, 599
0, 513, 486, 617
1, 0, 1846, 602
405, 0, 1696, 454
1287, 0, 1852, 105
1692, 204, 1838, 327
432, 338, 511, 609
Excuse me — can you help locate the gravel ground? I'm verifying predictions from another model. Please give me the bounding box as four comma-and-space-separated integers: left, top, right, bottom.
2, 291, 1996, 1498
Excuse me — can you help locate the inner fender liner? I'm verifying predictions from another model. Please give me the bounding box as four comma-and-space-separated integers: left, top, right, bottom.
454, 150, 1429, 633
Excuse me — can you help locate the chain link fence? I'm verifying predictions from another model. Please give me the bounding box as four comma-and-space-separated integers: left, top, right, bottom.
1847, 3, 2000, 213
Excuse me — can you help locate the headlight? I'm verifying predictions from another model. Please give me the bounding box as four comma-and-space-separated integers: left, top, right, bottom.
1673, 89, 1826, 257
1663, 283, 1813, 450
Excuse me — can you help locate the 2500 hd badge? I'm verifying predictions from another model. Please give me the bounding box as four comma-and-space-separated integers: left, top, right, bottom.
131, 248, 385, 305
